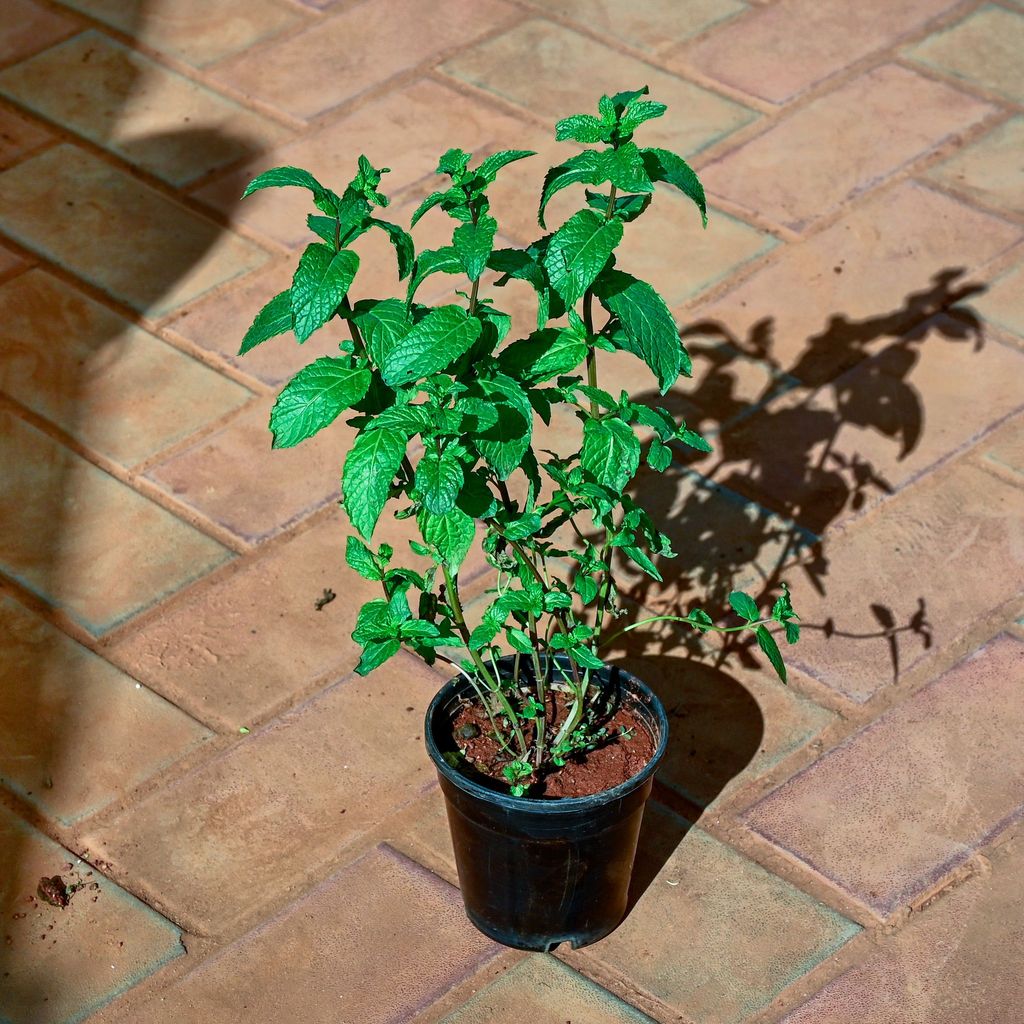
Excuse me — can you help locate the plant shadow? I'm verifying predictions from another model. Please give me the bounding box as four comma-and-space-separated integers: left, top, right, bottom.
592, 266, 988, 910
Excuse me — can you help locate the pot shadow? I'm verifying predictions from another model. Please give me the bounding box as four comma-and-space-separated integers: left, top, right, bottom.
0, 3, 266, 1015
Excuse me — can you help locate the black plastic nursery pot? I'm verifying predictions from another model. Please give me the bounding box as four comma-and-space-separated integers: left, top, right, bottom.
424, 659, 669, 952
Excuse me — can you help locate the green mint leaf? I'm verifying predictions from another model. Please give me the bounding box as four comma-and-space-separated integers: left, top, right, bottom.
598, 94, 617, 126
505, 627, 534, 654
352, 599, 396, 644
497, 328, 587, 383
755, 625, 787, 684
269, 357, 370, 449
381, 305, 482, 386
729, 591, 760, 623
610, 86, 650, 111
355, 638, 400, 676
690, 608, 713, 632
641, 148, 708, 228
306, 214, 337, 246
593, 269, 680, 394
352, 298, 411, 369
538, 150, 607, 227
466, 373, 533, 480
646, 437, 673, 472
679, 426, 712, 453
544, 209, 623, 308
619, 99, 666, 135
291, 243, 359, 342
555, 113, 605, 143
419, 506, 476, 572
474, 149, 535, 184
622, 544, 662, 581
600, 143, 654, 194
503, 512, 542, 541
570, 644, 604, 670
411, 186, 465, 227
581, 417, 640, 492
239, 289, 292, 355
575, 574, 599, 604
785, 620, 801, 645
346, 536, 382, 581
242, 166, 336, 215
415, 447, 465, 515
342, 426, 408, 539
452, 213, 497, 281
368, 219, 415, 280
436, 147, 471, 179
406, 246, 462, 304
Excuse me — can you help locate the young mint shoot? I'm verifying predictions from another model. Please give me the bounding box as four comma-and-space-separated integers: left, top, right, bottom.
238, 88, 801, 796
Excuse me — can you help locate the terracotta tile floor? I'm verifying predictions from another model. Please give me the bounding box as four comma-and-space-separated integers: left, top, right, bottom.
0, 2, 1022, 1022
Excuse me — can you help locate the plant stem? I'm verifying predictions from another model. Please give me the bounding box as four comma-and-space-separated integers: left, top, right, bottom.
442, 563, 528, 759
600, 613, 773, 650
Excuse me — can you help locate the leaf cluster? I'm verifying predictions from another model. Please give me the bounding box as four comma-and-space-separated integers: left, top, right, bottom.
238, 87, 800, 795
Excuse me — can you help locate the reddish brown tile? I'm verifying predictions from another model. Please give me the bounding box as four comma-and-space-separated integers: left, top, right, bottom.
0, 593, 211, 825
0, 409, 231, 635
0, 0, 78, 66
677, 0, 961, 104
746, 635, 1024, 915
209, 0, 518, 120
703, 65, 994, 232
0, 805, 183, 1024
0, 103, 50, 169
82, 660, 446, 934
0, 270, 252, 466
119, 846, 499, 1022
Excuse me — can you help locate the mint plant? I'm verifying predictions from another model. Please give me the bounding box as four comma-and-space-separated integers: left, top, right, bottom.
239, 87, 800, 795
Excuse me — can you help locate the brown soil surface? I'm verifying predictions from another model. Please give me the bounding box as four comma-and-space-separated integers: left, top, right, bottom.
450, 688, 656, 798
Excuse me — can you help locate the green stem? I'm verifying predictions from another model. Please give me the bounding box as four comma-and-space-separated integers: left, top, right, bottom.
600, 613, 772, 651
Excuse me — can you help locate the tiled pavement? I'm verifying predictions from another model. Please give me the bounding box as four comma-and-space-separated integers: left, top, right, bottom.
0, 0, 1022, 1021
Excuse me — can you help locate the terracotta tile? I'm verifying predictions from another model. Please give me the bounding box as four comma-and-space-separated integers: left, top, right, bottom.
702, 65, 994, 232
622, 198, 775, 309
695, 181, 1023, 383
104, 510, 437, 729
780, 835, 1024, 1023
209, 0, 518, 121
972, 260, 1024, 341
746, 636, 1024, 915
0, 144, 268, 318
713, 318, 1024, 533
540, 0, 746, 54
192, 78, 529, 248
0, 0, 78, 66
0, 103, 50, 169
442, 19, 757, 156
0, 32, 287, 186
164, 260, 341, 385
584, 817, 859, 1024
0, 410, 230, 635
676, 0, 961, 104
386, 786, 457, 879
0, 805, 183, 1024
982, 416, 1024, 480
926, 115, 1024, 218
785, 461, 1024, 702
122, 846, 499, 1021
82, 661, 446, 934
441, 954, 657, 1023
603, 646, 834, 809
0, 270, 252, 466
904, 5, 1024, 104
61, 0, 300, 67
0, 241, 27, 279
0, 593, 211, 825
145, 398, 349, 543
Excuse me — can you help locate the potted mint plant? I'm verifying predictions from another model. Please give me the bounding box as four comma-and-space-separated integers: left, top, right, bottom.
239, 87, 800, 951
